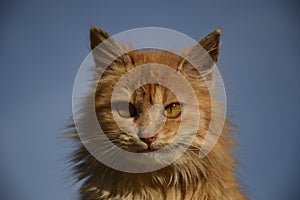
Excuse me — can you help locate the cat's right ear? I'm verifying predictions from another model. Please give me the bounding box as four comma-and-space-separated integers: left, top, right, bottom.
178, 29, 221, 81
89, 26, 132, 68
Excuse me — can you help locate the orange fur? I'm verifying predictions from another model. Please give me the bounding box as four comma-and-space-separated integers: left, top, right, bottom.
68, 27, 247, 200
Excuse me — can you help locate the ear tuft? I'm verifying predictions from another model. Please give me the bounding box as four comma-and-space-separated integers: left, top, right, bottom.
199, 29, 221, 62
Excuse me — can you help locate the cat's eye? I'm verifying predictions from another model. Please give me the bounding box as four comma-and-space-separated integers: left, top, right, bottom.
163, 103, 182, 118
116, 102, 137, 118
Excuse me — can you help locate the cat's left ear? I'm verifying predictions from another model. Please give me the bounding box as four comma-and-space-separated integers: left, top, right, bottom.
90, 26, 132, 68
178, 29, 221, 79
198, 29, 221, 63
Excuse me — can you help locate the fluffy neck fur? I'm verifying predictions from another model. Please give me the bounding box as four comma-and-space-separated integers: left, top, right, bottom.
70, 123, 246, 200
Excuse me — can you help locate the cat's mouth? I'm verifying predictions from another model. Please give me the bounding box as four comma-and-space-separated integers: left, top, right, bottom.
135, 142, 169, 153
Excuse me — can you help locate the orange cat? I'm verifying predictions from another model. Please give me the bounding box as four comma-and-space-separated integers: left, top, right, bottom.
68, 26, 247, 200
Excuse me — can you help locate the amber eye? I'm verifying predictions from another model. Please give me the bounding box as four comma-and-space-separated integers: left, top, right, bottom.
116, 102, 137, 118
163, 103, 181, 118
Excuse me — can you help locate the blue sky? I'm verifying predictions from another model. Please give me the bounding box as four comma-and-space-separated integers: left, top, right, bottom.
1, 0, 299, 199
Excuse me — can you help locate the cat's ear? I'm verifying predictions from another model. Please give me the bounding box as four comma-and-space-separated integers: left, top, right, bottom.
90, 26, 132, 68
178, 29, 221, 80
198, 29, 221, 63
90, 26, 112, 50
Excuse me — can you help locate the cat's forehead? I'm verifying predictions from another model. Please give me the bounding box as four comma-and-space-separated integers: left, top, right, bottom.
131, 84, 178, 106
128, 50, 183, 70
117, 50, 182, 106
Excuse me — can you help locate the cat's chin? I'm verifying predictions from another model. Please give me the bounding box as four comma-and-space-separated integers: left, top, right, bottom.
136, 147, 157, 153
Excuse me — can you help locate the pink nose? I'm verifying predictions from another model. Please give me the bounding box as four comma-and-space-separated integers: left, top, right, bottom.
139, 136, 156, 145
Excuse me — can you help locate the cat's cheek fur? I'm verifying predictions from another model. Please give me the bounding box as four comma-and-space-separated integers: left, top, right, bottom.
111, 112, 138, 137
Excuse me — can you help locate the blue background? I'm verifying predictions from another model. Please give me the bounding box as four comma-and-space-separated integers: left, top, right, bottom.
1, 0, 299, 199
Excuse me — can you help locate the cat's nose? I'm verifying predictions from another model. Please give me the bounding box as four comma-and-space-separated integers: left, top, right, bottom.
139, 136, 156, 146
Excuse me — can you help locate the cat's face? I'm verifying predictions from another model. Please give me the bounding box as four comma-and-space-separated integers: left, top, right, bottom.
92, 27, 221, 154
110, 83, 182, 152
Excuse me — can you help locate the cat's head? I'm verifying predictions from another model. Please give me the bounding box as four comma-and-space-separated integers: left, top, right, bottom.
91, 27, 221, 155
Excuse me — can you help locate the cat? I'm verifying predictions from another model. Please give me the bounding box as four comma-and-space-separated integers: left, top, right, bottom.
68, 26, 247, 200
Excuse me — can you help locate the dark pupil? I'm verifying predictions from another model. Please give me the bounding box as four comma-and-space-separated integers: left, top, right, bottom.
128, 103, 137, 117
171, 104, 176, 110
168, 104, 176, 111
